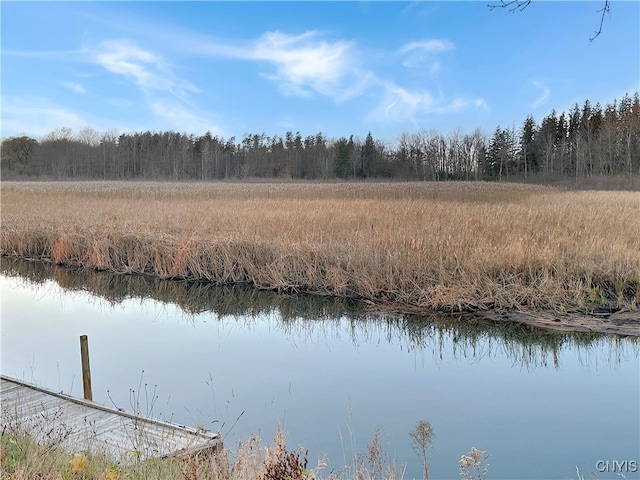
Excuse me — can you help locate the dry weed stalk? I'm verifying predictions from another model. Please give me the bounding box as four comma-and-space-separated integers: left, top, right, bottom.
2, 181, 639, 314
262, 429, 311, 480
459, 447, 489, 480
2, 423, 412, 480
409, 420, 434, 480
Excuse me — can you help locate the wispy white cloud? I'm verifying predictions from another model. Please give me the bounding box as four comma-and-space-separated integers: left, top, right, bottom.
98, 25, 474, 129
434, 96, 487, 114
198, 30, 482, 127
368, 82, 486, 126
376, 83, 435, 123
531, 81, 551, 109
85, 40, 226, 135
399, 40, 454, 55
252, 31, 358, 97
150, 100, 224, 136
399, 39, 454, 69
474, 98, 488, 109
3, 19, 481, 139
92, 40, 199, 100
1, 96, 91, 138
63, 82, 86, 94
200, 30, 373, 102
400, 3, 441, 20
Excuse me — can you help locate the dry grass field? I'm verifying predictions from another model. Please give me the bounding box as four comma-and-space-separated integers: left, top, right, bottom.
1, 181, 639, 316
3, 421, 434, 480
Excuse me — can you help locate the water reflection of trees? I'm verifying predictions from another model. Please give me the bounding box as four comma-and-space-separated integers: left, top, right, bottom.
2, 257, 636, 369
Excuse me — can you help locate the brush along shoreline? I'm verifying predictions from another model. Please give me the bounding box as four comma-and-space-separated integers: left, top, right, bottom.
1, 181, 638, 336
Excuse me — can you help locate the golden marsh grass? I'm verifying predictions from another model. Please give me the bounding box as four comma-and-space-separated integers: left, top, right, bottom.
1, 181, 639, 314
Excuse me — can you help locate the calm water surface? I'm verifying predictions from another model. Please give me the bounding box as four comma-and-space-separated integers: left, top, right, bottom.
1, 260, 638, 480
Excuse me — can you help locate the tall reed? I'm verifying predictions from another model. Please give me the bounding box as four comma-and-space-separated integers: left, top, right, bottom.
2, 181, 639, 314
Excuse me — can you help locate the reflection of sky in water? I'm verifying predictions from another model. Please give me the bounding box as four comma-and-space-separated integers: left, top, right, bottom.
1, 274, 638, 480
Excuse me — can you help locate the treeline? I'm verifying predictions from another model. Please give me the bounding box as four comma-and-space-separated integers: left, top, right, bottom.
2, 92, 639, 182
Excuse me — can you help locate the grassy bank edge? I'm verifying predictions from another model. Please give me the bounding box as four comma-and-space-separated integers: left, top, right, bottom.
2, 182, 638, 335
2, 253, 638, 337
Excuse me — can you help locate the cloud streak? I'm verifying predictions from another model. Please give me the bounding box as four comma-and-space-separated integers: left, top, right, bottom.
150, 100, 224, 136
201, 30, 373, 102
399, 39, 454, 55
92, 40, 199, 100
84, 39, 224, 135
369, 82, 486, 127
85, 21, 480, 133
1, 96, 92, 138
399, 39, 454, 69
63, 82, 86, 94
2, 7, 488, 139
253, 31, 354, 96
531, 81, 551, 109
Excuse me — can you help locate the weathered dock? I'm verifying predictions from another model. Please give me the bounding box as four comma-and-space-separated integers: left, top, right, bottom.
0, 374, 221, 462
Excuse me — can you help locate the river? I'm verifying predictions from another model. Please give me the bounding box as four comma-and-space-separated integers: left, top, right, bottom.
1, 258, 638, 479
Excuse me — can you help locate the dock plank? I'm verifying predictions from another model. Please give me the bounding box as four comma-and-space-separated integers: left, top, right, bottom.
0, 375, 221, 462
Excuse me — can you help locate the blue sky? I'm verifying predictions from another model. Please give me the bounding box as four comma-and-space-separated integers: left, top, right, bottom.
1, 1, 639, 143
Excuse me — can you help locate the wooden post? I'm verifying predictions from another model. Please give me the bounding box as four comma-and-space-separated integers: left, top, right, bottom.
80, 335, 92, 401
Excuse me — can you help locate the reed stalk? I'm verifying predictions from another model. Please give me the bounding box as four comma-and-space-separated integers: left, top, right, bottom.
2, 181, 639, 314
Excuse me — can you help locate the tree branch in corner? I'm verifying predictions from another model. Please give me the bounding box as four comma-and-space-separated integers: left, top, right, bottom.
487, 0, 611, 41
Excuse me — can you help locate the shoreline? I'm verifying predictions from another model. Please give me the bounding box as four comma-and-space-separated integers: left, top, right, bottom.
480, 309, 640, 337
2, 181, 639, 336
3, 254, 638, 337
